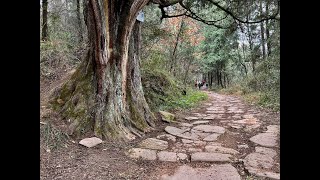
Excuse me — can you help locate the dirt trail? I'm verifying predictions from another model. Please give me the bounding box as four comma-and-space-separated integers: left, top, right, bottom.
40, 91, 280, 180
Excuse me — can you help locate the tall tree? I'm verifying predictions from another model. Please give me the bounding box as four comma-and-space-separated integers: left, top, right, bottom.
42, 0, 49, 41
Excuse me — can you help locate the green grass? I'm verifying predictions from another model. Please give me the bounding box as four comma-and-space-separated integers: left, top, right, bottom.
161, 89, 208, 110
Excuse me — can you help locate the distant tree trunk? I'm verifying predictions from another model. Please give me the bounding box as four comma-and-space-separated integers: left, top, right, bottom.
246, 21, 255, 74
41, 0, 48, 41
265, 2, 271, 56
76, 0, 84, 43
50, 0, 154, 140
183, 58, 192, 85
210, 71, 213, 87
170, 18, 185, 76
259, 1, 266, 59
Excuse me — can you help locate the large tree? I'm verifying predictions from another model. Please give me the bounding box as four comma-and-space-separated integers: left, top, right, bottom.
50, 0, 280, 140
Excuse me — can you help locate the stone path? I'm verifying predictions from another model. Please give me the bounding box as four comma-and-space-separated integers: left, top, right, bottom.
127, 92, 280, 179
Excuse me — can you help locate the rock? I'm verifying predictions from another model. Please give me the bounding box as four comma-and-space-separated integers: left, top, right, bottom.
250, 133, 278, 147
157, 151, 177, 162
185, 116, 199, 120
177, 132, 200, 140
255, 147, 277, 157
79, 137, 103, 148
192, 120, 210, 125
254, 171, 280, 180
157, 134, 176, 142
181, 139, 193, 144
193, 125, 225, 134
193, 141, 206, 146
177, 153, 188, 161
161, 164, 241, 180
179, 123, 193, 127
203, 133, 221, 141
244, 153, 274, 169
207, 142, 222, 146
165, 126, 188, 136
191, 152, 232, 162
188, 147, 203, 153
237, 144, 249, 149
205, 145, 239, 155
159, 111, 176, 123
127, 148, 157, 160
138, 138, 168, 150
266, 125, 280, 134
228, 123, 242, 129
203, 116, 216, 120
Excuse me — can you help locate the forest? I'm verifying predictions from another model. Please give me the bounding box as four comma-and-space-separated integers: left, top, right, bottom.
40, 0, 280, 179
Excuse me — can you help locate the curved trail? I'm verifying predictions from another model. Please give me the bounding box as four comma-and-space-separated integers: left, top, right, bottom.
128, 91, 280, 180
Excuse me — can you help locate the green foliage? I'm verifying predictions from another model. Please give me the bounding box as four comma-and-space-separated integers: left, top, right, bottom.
164, 90, 208, 110
141, 55, 208, 111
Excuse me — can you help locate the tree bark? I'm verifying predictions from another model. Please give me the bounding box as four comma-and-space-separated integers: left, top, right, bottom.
76, 0, 84, 43
42, 0, 49, 41
265, 1, 271, 56
170, 18, 185, 76
259, 0, 266, 59
50, 0, 153, 140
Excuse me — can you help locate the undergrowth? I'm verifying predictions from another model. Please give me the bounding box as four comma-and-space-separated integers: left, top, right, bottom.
40, 123, 69, 151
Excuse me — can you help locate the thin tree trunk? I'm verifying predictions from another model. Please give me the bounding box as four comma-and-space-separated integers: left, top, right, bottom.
265, 1, 271, 56
259, 0, 266, 59
170, 18, 185, 76
76, 0, 83, 43
42, 0, 48, 41
183, 57, 192, 85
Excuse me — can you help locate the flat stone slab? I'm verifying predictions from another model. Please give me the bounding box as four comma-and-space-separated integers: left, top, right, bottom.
205, 145, 239, 155
157, 134, 176, 142
244, 152, 274, 170
79, 137, 102, 148
161, 164, 241, 180
253, 171, 280, 180
192, 120, 210, 125
138, 138, 168, 150
191, 152, 232, 162
127, 148, 157, 160
232, 118, 259, 125
177, 132, 200, 140
203, 133, 221, 141
266, 125, 280, 134
157, 151, 177, 162
181, 139, 193, 144
255, 147, 277, 157
165, 126, 188, 136
250, 133, 278, 147
179, 123, 193, 127
203, 116, 216, 120
192, 125, 225, 134
185, 116, 199, 120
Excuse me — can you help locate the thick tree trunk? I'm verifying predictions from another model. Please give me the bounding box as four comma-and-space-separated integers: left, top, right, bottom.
50, 0, 153, 140
41, 0, 48, 41
76, 0, 84, 43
